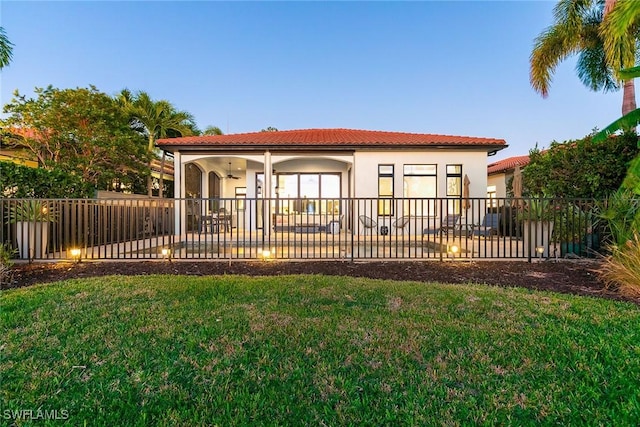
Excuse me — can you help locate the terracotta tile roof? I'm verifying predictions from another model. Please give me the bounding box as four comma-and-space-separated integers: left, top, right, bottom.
156, 128, 506, 150
487, 155, 530, 175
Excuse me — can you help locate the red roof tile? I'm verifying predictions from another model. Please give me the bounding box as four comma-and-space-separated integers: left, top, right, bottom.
157, 128, 506, 150
487, 155, 530, 175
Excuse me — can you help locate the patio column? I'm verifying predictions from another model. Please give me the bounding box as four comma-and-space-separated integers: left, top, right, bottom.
263, 150, 272, 235
173, 152, 185, 240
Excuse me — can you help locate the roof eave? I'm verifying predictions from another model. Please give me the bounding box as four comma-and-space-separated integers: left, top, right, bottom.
156, 142, 508, 153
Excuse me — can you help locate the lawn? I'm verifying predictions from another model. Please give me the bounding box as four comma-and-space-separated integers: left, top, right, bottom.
2, 275, 639, 425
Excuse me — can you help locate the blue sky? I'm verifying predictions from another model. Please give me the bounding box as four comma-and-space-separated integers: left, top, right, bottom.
1, 1, 621, 160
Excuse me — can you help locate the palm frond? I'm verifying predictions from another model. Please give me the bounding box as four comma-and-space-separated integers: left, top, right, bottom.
592, 108, 640, 142
619, 65, 640, 80
0, 27, 14, 70
601, 0, 639, 77
530, 25, 582, 96
577, 43, 619, 91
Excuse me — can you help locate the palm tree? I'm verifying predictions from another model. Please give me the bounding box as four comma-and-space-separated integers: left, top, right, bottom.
0, 27, 14, 70
601, 0, 640, 76
118, 90, 196, 197
530, 0, 637, 115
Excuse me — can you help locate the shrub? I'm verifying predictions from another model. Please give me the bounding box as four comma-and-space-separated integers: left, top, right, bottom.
0, 242, 16, 287
524, 131, 640, 199
5, 200, 57, 223
599, 234, 640, 298
0, 161, 94, 198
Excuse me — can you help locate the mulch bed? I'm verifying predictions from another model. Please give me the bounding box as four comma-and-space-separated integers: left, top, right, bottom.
6, 259, 636, 305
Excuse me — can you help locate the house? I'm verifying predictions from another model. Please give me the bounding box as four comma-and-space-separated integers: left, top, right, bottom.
157, 128, 507, 234
487, 154, 530, 200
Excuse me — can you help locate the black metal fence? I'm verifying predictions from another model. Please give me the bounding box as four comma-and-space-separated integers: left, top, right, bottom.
0, 197, 607, 262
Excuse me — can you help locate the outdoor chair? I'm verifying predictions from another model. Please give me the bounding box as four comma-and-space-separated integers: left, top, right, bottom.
392, 216, 411, 234
216, 207, 232, 232
359, 215, 378, 235
422, 214, 461, 236
471, 213, 501, 238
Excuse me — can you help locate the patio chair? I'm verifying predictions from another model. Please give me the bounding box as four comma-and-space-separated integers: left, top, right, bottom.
422, 214, 461, 236
392, 216, 411, 234
359, 215, 378, 235
471, 213, 501, 238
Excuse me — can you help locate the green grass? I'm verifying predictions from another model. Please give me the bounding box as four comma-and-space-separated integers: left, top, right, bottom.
2, 275, 640, 426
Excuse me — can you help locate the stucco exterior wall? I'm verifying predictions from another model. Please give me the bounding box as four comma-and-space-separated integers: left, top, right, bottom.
488, 173, 506, 199
488, 171, 514, 199
353, 150, 489, 199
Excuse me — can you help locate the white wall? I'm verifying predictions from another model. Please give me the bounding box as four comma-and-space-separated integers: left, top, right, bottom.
353, 150, 490, 199
488, 173, 507, 199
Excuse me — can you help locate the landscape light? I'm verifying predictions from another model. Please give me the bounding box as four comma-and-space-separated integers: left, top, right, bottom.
536, 246, 545, 261
70, 248, 81, 262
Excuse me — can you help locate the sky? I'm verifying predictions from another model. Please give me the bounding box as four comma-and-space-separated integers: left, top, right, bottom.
0, 1, 623, 161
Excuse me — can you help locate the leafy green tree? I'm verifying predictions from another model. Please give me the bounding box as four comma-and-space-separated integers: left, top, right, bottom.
261, 126, 278, 132
1, 86, 149, 191
0, 27, 13, 70
530, 0, 637, 115
523, 131, 640, 199
203, 125, 223, 135
118, 90, 196, 197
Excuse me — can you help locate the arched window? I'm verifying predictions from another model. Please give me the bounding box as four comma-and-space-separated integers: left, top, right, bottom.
185, 163, 202, 232
185, 163, 202, 198
208, 171, 221, 212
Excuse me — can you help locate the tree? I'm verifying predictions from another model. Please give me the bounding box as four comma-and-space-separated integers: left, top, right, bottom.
118, 90, 196, 197
203, 125, 223, 135
530, 0, 637, 115
0, 27, 13, 70
601, 0, 640, 76
261, 126, 278, 132
117, 91, 193, 196
1, 86, 149, 191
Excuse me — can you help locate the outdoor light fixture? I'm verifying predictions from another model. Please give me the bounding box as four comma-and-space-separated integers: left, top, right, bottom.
70, 248, 81, 262
536, 245, 545, 261
161, 248, 171, 261
447, 244, 460, 259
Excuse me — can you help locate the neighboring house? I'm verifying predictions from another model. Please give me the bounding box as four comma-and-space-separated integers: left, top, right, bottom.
150, 158, 174, 183
1, 128, 39, 168
0, 148, 38, 168
157, 128, 507, 234
487, 154, 530, 200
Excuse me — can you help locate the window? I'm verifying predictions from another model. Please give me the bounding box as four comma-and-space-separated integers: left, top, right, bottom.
235, 187, 246, 211
487, 185, 497, 208
378, 165, 394, 216
257, 172, 341, 215
446, 164, 462, 214
403, 164, 436, 216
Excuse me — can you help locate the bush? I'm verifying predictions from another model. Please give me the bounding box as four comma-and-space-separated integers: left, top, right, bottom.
524, 131, 640, 199
0, 161, 94, 198
599, 234, 640, 298
0, 242, 16, 287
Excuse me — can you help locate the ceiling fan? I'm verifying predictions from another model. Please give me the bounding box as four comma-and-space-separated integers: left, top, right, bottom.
226, 162, 240, 180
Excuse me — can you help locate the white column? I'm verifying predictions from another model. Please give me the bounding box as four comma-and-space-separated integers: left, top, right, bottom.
173, 152, 184, 240
263, 151, 272, 235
